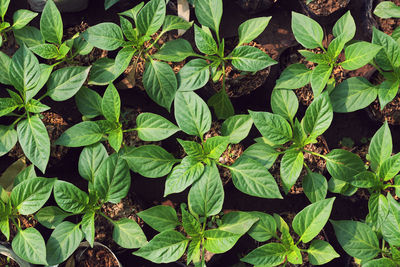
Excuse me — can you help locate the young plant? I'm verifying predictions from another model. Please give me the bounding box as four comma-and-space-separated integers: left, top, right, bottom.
0, 0, 38, 46
0, 45, 90, 173
0, 164, 55, 265
122, 90, 282, 200
332, 194, 400, 266
247, 89, 333, 201
134, 199, 258, 266
276, 11, 380, 98
83, 0, 192, 111
35, 147, 147, 265
14, 0, 93, 64
242, 198, 338, 266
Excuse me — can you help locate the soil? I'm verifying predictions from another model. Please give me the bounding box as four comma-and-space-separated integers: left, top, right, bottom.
303, 0, 350, 16
61, 245, 120, 267
0, 31, 18, 57
374, 0, 400, 35
0, 255, 18, 267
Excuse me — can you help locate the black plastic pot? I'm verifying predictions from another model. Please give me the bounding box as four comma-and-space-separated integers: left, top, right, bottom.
298, 0, 351, 26
234, 0, 277, 14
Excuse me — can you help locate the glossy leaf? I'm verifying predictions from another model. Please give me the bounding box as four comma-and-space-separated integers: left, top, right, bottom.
12, 228, 47, 265
195, 0, 222, 33
271, 89, 298, 122
53, 180, 89, 213
280, 150, 304, 194
238, 17, 271, 46
40, 0, 62, 44
55, 121, 103, 147
138, 205, 180, 232
303, 172, 328, 203
204, 229, 241, 254
0, 126, 17, 157
177, 59, 210, 92
275, 63, 312, 89
341, 41, 382, 70
369, 121, 392, 171
230, 45, 276, 72
241, 243, 287, 266
10, 45, 40, 92
326, 149, 365, 182
113, 218, 147, 248
136, 112, 179, 141
84, 22, 124, 51
291, 12, 323, 49
102, 83, 120, 122
221, 114, 253, 144
308, 239, 340, 265
137, 0, 166, 36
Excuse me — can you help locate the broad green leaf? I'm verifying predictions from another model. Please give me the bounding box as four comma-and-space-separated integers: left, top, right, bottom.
310, 64, 332, 97
186, 238, 201, 265
230, 45, 277, 72
229, 157, 282, 199
177, 59, 210, 91
181, 204, 201, 237
241, 143, 279, 169
12, 228, 47, 265
378, 79, 400, 109
174, 91, 211, 137
11, 177, 55, 215
13, 26, 45, 48
204, 229, 241, 253
219, 211, 258, 235
249, 110, 292, 145
287, 246, 302, 264
81, 211, 95, 247
188, 163, 224, 217
221, 114, 253, 144
164, 156, 204, 196
238, 17, 271, 46
136, 112, 179, 141
84, 22, 124, 51
332, 11, 356, 42
104, 0, 120, 10
363, 258, 398, 267
341, 41, 382, 70
348, 171, 379, 188
331, 220, 380, 261
303, 172, 328, 203
0, 0, 9, 20
114, 47, 135, 77
40, 0, 62, 44
154, 39, 196, 62
133, 230, 188, 264
194, 24, 218, 55
177, 139, 204, 158
10, 44, 40, 92
331, 77, 378, 113
113, 218, 147, 248
299, 50, 330, 64
75, 87, 103, 119
138, 205, 180, 232
308, 239, 340, 265
0, 51, 10, 85
162, 15, 192, 32
123, 145, 176, 178
368, 193, 389, 231
12, 9, 38, 30
382, 194, 400, 246
195, 0, 222, 33
241, 243, 287, 266
327, 34, 347, 59
291, 12, 323, 49
204, 136, 229, 159
119, 16, 136, 41
207, 89, 235, 120
280, 150, 304, 194
26, 64, 53, 102
53, 180, 89, 213
35, 206, 71, 229
137, 0, 166, 36
293, 198, 335, 243
275, 63, 313, 89
78, 143, 108, 183
102, 83, 120, 122
17, 116, 50, 173
271, 89, 298, 122
374, 1, 400, 18
55, 121, 103, 147
46, 221, 84, 265
30, 43, 59, 59
247, 211, 277, 242
118, 1, 144, 22
14, 164, 36, 186
369, 121, 392, 171
0, 98, 19, 117
88, 57, 116, 86
328, 176, 358, 196
326, 149, 365, 182
143, 59, 177, 111
25, 99, 50, 113
379, 153, 400, 181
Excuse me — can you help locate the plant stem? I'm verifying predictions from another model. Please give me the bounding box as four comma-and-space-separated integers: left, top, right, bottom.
145, 32, 165, 53
99, 212, 115, 224
122, 128, 137, 133
303, 149, 328, 160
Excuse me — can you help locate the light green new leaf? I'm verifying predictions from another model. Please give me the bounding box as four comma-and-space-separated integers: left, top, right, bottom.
238, 17, 271, 46
382, 194, 400, 246
0, 51, 11, 85
194, 24, 218, 55
241, 143, 279, 169
40, 0, 63, 44
177, 139, 204, 158
113, 218, 147, 248
221, 114, 253, 144
138, 205, 180, 232
81, 211, 95, 247
195, 0, 223, 33
332, 11, 355, 42
102, 83, 120, 122
13, 26, 45, 48
204, 229, 241, 254
308, 239, 340, 265
84, 22, 124, 51
363, 258, 398, 267
369, 121, 392, 171
25, 99, 49, 113
12, 9, 38, 30
303, 172, 328, 203
368, 193, 389, 231
53, 180, 89, 213
280, 150, 304, 194
310, 64, 332, 97
0, 98, 18, 117
379, 153, 400, 181
341, 42, 382, 70
12, 228, 47, 265
241, 243, 287, 266
291, 12, 323, 49
372, 27, 400, 68
378, 78, 400, 109
204, 136, 229, 159
162, 15, 192, 32
55, 121, 103, 147
181, 204, 201, 237
0, 0, 10, 20
136, 112, 179, 141
230, 46, 277, 72
271, 89, 298, 122
137, 0, 166, 36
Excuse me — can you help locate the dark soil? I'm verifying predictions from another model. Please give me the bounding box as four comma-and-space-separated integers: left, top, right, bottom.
0, 255, 18, 267
304, 0, 350, 16
60, 245, 120, 267
375, 0, 400, 35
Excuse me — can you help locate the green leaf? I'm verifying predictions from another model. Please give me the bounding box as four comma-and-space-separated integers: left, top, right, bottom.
303, 172, 328, 203
328, 176, 357, 196
293, 118, 307, 145
186, 238, 201, 265
177, 139, 204, 158
369, 121, 392, 171
249, 110, 292, 145
207, 89, 235, 120
368, 193, 389, 231
10, 44, 40, 92
241, 143, 279, 169
382, 194, 400, 246
332, 11, 356, 42
46, 221, 84, 265
379, 153, 400, 181
241, 243, 287, 266
81, 211, 95, 247
291, 12, 323, 49
26, 64, 53, 102
271, 89, 298, 122
327, 34, 347, 59
94, 153, 130, 203
11, 177, 55, 215
363, 258, 398, 267
331, 220, 380, 261
88, 58, 116, 86
53, 180, 89, 213
164, 156, 204, 196
84, 22, 124, 51
219, 211, 258, 235
0, 0, 10, 20
221, 114, 253, 144
194, 24, 218, 55
25, 99, 50, 113
247, 211, 277, 242
162, 15, 192, 32
204, 136, 229, 159
378, 79, 400, 109
181, 204, 201, 237
0, 51, 11, 85
35, 206, 71, 229
118, 1, 144, 22
75, 87, 103, 119
230, 46, 277, 72
299, 50, 330, 64
137, 0, 165, 36
40, 0, 62, 44
177, 59, 210, 92
275, 63, 312, 90
78, 143, 108, 182
229, 157, 282, 199
348, 171, 378, 188
331, 77, 378, 113
104, 0, 120, 10
204, 229, 240, 254
12, 9, 38, 30
293, 198, 335, 243
107, 127, 122, 152
123, 145, 176, 178
154, 39, 196, 62
143, 59, 177, 111
13, 26, 45, 48
308, 239, 340, 265
133, 230, 188, 264
310, 64, 332, 97
17, 116, 50, 173
136, 112, 179, 141
114, 47, 135, 78
55, 121, 103, 147
0, 98, 18, 117
138, 205, 180, 232
12, 228, 47, 265
238, 17, 271, 46
47, 66, 91, 101
102, 83, 120, 122
188, 163, 224, 217
119, 16, 136, 41
374, 1, 400, 18
174, 91, 211, 138
14, 164, 36, 186
326, 149, 365, 182
341, 41, 382, 70
195, 0, 222, 33
280, 150, 304, 194
113, 218, 147, 248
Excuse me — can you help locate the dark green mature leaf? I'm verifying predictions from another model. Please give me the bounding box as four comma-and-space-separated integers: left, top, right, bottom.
143, 59, 177, 111
0, 126, 17, 157
195, 0, 223, 33
113, 218, 147, 248
162, 15, 192, 32
249, 110, 292, 145
332, 11, 355, 42
241, 243, 287, 266
369, 121, 392, 171
280, 150, 304, 194
247, 211, 277, 242
379, 153, 400, 181
85, 23, 124, 51
326, 149, 365, 182
194, 24, 218, 55
348, 171, 378, 188
303, 172, 328, 203
12, 227, 47, 265
154, 39, 196, 62
136, 112, 179, 141
11, 177, 55, 215
310, 64, 332, 97
230, 46, 276, 72
382, 194, 400, 246
123, 145, 176, 178
133, 230, 188, 263
114, 47, 135, 78
175, 91, 211, 138
374, 1, 400, 18
12, 9, 38, 30
40, 0, 62, 44
88, 57, 116, 86
208, 89, 235, 120
75, 87, 103, 118
219, 211, 258, 235
138, 205, 180, 232
331, 220, 380, 261
46, 221, 84, 265
53, 180, 89, 213
275, 63, 312, 89
291, 12, 323, 49
242, 143, 279, 169
238, 17, 271, 46
25, 64, 52, 102
271, 89, 298, 122
35, 206, 71, 229
10, 44, 40, 92
221, 114, 253, 144
364, 258, 398, 267
14, 164, 36, 186
331, 77, 378, 113
55, 121, 103, 147
229, 157, 282, 199
341, 42, 382, 70
188, 163, 224, 217
204, 229, 240, 253
81, 211, 95, 247
308, 240, 340, 265
102, 83, 120, 122
164, 157, 204, 196
177, 59, 210, 91
137, 0, 165, 36
78, 143, 108, 183
14, 26, 45, 48
368, 193, 389, 231
181, 204, 201, 237
17, 116, 50, 173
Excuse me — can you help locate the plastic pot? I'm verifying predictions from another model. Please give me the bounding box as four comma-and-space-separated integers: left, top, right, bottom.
298, 0, 350, 26
234, 0, 276, 14
0, 242, 32, 267
27, 0, 89, 12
